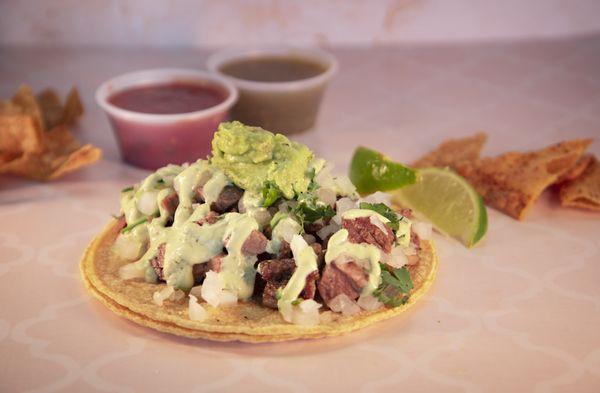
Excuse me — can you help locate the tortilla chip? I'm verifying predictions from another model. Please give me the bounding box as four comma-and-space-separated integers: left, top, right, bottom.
80, 220, 438, 342
558, 156, 600, 211
36, 87, 83, 130
0, 130, 101, 181
0, 114, 45, 155
37, 89, 64, 130
62, 88, 84, 126
0, 85, 99, 181
10, 85, 44, 132
455, 139, 592, 220
554, 154, 594, 184
413, 132, 487, 168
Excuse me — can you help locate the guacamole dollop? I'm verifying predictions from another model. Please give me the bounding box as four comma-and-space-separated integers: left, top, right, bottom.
211, 121, 313, 199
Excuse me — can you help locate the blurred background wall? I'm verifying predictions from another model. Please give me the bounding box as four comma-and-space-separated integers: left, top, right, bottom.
1, 0, 600, 48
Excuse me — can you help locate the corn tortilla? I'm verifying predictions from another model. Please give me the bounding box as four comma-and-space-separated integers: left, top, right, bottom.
80, 219, 438, 342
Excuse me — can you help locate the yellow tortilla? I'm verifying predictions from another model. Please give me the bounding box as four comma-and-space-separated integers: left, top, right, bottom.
80, 219, 438, 342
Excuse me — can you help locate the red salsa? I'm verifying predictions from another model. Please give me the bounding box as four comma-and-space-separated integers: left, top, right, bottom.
109, 82, 227, 115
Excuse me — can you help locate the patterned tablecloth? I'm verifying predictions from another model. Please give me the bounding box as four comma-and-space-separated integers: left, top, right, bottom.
1, 35, 599, 392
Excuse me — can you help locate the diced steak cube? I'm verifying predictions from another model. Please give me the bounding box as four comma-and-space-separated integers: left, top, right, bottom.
149, 243, 166, 281
342, 216, 395, 253
257, 258, 319, 309
161, 191, 179, 215
317, 261, 368, 307
241, 230, 268, 255
196, 211, 219, 226
192, 253, 224, 284
211, 185, 244, 213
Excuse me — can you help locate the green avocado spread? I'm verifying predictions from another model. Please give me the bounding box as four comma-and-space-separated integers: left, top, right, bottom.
211, 121, 313, 199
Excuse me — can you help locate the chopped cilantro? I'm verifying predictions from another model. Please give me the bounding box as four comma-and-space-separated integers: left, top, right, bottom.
262, 181, 282, 207
293, 193, 335, 225
373, 263, 413, 307
121, 186, 134, 193
121, 212, 158, 234
156, 178, 165, 185
291, 298, 303, 306
359, 202, 400, 231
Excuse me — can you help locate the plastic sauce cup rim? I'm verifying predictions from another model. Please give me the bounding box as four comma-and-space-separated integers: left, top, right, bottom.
206, 46, 338, 92
95, 68, 239, 124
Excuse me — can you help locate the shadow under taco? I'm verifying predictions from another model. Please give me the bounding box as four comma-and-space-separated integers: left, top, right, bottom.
80, 121, 438, 342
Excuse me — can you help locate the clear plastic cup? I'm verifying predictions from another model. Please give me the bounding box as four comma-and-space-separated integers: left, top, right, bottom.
96, 68, 238, 170
207, 47, 337, 134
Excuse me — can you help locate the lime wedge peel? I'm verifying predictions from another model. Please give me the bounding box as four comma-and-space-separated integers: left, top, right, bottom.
391, 167, 488, 247
349, 147, 416, 195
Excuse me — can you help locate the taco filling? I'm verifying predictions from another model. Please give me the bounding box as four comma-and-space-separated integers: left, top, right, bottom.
105, 121, 432, 327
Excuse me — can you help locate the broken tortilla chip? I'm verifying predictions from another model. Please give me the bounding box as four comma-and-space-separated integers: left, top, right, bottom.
558, 156, 600, 211
554, 154, 594, 184
37, 87, 83, 130
62, 88, 84, 126
0, 114, 45, 156
413, 132, 487, 168
454, 139, 592, 220
0, 84, 100, 181
10, 85, 45, 132
37, 89, 64, 130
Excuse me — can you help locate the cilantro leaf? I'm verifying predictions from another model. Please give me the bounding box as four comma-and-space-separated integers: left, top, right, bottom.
293, 193, 335, 225
262, 181, 282, 207
373, 263, 413, 307
121, 212, 159, 234
359, 202, 399, 231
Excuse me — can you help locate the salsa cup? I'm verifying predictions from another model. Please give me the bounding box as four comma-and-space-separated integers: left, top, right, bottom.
207, 47, 337, 134
96, 68, 238, 170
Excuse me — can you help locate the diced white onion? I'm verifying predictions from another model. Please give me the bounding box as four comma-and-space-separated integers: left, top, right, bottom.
357, 294, 384, 311
293, 299, 321, 326
413, 221, 432, 240
278, 200, 297, 213
329, 294, 361, 316
152, 285, 174, 306
137, 190, 159, 216
279, 299, 322, 326
334, 175, 357, 196
113, 234, 144, 261
315, 187, 337, 206
118, 262, 146, 280
360, 191, 391, 205
386, 246, 408, 268
251, 208, 272, 227
188, 295, 207, 321
315, 164, 336, 189
201, 271, 238, 307
335, 197, 357, 216
317, 222, 340, 240
277, 218, 301, 243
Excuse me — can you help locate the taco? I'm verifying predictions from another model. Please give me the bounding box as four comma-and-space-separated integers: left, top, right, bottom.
81, 121, 438, 342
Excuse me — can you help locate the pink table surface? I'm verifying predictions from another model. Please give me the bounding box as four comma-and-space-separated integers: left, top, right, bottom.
1, 36, 600, 393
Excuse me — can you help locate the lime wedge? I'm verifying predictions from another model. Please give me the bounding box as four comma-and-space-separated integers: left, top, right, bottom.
349, 147, 416, 195
392, 167, 487, 247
